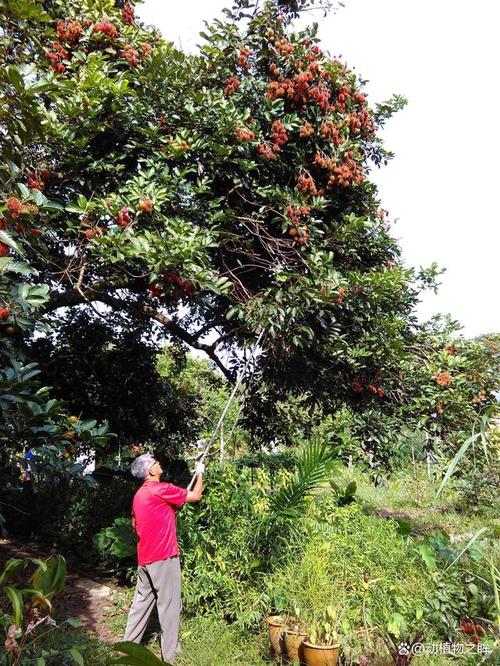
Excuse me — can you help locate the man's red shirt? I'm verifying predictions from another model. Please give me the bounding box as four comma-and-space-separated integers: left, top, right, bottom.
132, 481, 188, 566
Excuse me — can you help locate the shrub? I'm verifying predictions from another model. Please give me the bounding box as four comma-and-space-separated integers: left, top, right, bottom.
266, 500, 431, 636
4, 475, 136, 565
178, 464, 274, 626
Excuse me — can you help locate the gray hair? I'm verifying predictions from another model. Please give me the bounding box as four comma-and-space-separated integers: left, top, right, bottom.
130, 453, 154, 480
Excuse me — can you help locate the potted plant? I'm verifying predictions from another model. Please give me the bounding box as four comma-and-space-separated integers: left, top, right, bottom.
283, 610, 308, 665
302, 607, 341, 666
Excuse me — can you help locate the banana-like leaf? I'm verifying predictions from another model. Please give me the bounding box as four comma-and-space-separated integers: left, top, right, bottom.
107, 641, 166, 665
3, 585, 24, 626
0, 558, 24, 586
31, 555, 66, 598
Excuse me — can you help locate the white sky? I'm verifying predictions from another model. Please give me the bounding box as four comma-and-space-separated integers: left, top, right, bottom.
138, 0, 500, 339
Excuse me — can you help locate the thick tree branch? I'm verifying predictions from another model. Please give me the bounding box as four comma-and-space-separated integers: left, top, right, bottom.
98, 293, 235, 382
43, 280, 236, 381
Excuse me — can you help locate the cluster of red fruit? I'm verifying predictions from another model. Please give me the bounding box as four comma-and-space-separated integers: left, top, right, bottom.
237, 47, 252, 69
319, 120, 341, 145
332, 84, 352, 112
6, 197, 23, 219
115, 207, 131, 228
333, 286, 346, 304
46, 41, 69, 74
346, 108, 374, 136
289, 226, 309, 245
27, 170, 50, 191
234, 127, 255, 142
257, 144, 276, 160
470, 389, 487, 404
313, 152, 365, 189
460, 618, 485, 644
265, 70, 329, 110
273, 38, 295, 59
0, 305, 10, 320
4, 197, 40, 228
352, 380, 384, 398
299, 121, 314, 138
286, 205, 310, 245
1, 200, 41, 238
57, 19, 83, 44
434, 370, 452, 386
94, 20, 118, 39
148, 273, 195, 299
138, 198, 153, 213
122, 2, 135, 24
0, 243, 10, 257
445, 343, 457, 355
110, 198, 153, 229
308, 82, 330, 111
297, 173, 319, 198
270, 120, 288, 151
121, 44, 139, 66
286, 204, 310, 226
83, 226, 105, 240
224, 76, 241, 95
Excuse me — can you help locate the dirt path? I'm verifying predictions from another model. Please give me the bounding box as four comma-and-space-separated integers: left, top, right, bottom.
0, 538, 120, 643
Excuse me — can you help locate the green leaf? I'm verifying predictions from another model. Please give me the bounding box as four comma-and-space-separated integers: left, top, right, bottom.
436, 433, 481, 497
107, 641, 166, 665
4, 585, 24, 626
0, 231, 22, 255
31, 555, 66, 597
417, 542, 436, 571
444, 528, 489, 571
70, 648, 85, 665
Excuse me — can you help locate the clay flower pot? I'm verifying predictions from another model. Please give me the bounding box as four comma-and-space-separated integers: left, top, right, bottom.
302, 641, 340, 666
266, 615, 287, 662
284, 628, 307, 665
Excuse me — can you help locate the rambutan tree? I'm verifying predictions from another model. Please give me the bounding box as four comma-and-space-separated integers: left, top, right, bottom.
1, 0, 442, 454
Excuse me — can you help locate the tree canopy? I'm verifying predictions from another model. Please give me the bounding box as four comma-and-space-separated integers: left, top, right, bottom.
2, 0, 496, 463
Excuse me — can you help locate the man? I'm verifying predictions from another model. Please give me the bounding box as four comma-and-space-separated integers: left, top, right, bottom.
123, 453, 205, 663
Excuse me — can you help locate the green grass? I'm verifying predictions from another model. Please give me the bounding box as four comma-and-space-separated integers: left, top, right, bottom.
339, 464, 500, 539
177, 615, 269, 666
103, 589, 270, 665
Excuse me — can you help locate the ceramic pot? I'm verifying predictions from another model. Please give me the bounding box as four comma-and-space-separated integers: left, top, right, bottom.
302, 641, 340, 666
284, 629, 307, 665
266, 616, 287, 662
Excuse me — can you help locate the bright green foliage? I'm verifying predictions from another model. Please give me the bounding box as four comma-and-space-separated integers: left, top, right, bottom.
107, 641, 165, 666
156, 344, 248, 454
0, 243, 111, 486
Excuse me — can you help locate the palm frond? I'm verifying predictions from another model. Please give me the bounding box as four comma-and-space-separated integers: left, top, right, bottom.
268, 436, 339, 520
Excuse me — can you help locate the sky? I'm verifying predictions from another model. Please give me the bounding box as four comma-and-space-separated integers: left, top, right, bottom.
138, 0, 500, 339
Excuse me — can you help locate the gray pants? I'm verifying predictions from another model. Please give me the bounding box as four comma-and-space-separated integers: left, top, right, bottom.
124, 556, 182, 663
